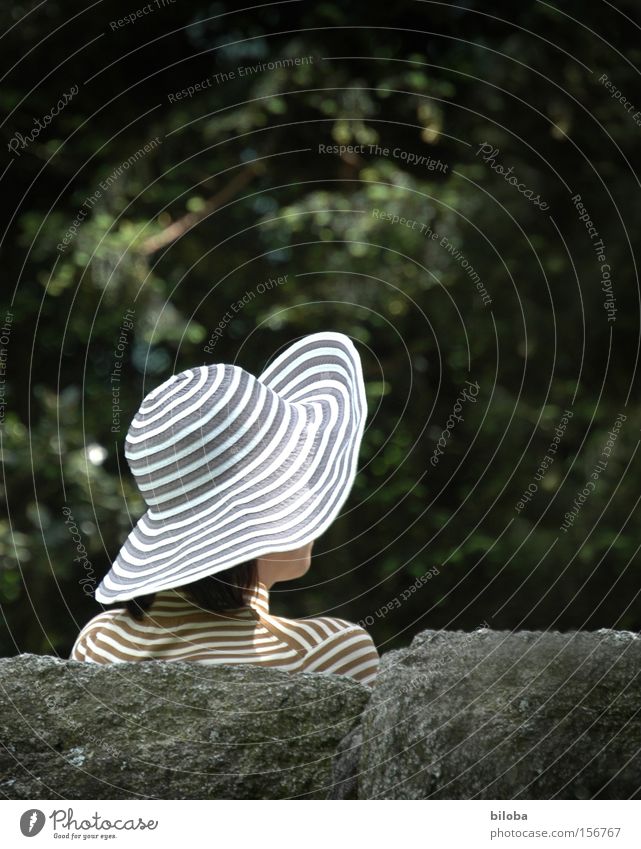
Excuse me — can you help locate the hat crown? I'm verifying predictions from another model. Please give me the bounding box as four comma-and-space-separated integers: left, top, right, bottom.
124, 364, 302, 516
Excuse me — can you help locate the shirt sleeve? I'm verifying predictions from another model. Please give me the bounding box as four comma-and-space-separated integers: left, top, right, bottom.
69, 625, 94, 662
69, 616, 112, 663
70, 630, 87, 662
300, 624, 380, 687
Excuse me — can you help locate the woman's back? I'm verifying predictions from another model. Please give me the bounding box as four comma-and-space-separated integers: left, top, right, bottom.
71, 581, 380, 688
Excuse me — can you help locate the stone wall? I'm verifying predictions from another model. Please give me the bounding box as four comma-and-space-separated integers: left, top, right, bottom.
355, 629, 641, 799
0, 655, 368, 799
2, 629, 640, 799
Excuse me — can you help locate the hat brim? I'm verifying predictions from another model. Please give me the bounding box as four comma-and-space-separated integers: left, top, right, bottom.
94, 332, 367, 604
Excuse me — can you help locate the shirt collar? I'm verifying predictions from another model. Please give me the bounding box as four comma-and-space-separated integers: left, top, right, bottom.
148, 581, 270, 617
244, 581, 270, 615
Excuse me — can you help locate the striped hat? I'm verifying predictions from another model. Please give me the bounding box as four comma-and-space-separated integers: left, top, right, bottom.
95, 331, 367, 604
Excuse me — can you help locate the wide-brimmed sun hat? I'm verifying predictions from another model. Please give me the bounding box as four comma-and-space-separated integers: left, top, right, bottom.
95, 331, 367, 604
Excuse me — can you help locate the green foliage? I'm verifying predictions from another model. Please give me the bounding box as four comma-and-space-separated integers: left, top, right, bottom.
1, 0, 640, 656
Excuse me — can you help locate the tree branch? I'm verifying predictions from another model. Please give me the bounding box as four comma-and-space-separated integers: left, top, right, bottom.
139, 164, 261, 256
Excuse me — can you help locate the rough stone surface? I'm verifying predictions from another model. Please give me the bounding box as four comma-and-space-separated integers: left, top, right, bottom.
326, 724, 362, 799
0, 655, 369, 800
4, 631, 641, 800
358, 629, 641, 799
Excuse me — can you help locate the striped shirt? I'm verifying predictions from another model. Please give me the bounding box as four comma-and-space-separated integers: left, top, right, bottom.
70, 581, 380, 687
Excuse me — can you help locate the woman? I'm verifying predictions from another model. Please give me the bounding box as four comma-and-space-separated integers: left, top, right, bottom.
71, 331, 380, 687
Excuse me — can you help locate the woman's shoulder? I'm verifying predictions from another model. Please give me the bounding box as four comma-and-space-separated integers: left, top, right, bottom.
265, 609, 369, 644
264, 611, 380, 686
75, 608, 126, 634
300, 615, 380, 686
305, 613, 374, 638
300, 614, 378, 649
69, 607, 128, 661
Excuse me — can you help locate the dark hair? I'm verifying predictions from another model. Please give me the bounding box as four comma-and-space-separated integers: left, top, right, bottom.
124, 559, 259, 620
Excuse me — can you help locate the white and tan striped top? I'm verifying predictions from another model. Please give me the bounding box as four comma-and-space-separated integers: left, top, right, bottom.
70, 581, 380, 687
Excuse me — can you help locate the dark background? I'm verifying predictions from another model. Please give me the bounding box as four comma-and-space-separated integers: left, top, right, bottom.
1, 0, 640, 658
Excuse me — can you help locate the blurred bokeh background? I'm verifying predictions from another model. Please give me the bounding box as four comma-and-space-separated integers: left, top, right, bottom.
1, 0, 640, 658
